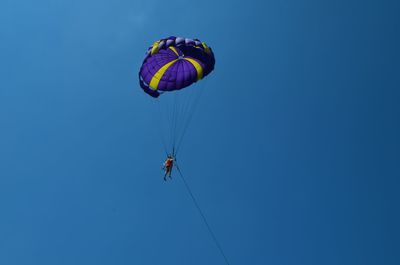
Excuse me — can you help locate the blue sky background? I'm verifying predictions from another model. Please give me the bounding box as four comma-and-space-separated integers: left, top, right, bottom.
1, 0, 399, 264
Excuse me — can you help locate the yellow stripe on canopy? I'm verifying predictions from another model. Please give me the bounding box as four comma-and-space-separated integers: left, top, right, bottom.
184, 57, 203, 81
151, 40, 160, 55
149, 59, 178, 90
169, 46, 179, 56
202, 42, 211, 55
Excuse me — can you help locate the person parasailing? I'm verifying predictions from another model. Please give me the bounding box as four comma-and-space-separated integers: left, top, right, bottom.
162, 154, 175, 181
138, 36, 215, 182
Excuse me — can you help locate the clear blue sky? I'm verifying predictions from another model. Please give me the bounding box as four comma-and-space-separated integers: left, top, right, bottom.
1, 0, 399, 264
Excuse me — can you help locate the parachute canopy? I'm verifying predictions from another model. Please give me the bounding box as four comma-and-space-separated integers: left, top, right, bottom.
139, 36, 215, 97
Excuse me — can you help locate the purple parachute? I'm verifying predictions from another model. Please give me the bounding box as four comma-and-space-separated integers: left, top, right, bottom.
139, 36, 215, 97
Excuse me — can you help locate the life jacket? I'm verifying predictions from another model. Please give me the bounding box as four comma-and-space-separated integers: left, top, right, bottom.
165, 159, 173, 168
